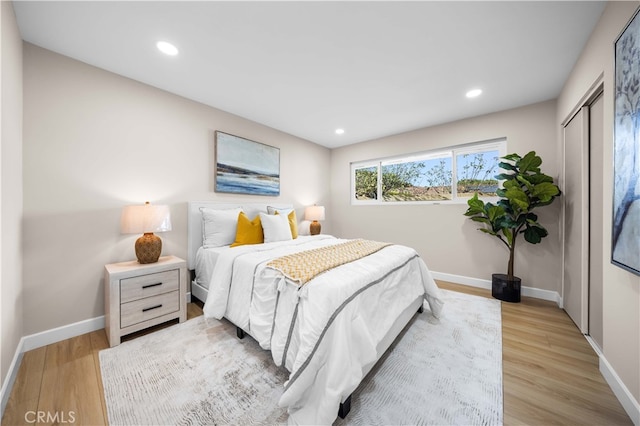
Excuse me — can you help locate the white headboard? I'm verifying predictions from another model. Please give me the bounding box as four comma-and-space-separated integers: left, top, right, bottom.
187, 201, 294, 270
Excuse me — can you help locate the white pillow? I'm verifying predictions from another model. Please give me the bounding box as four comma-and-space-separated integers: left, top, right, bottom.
201, 207, 242, 248
267, 206, 293, 216
259, 212, 293, 243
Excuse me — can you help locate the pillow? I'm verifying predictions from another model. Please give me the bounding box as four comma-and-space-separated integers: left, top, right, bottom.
268, 206, 298, 239
267, 205, 293, 215
260, 212, 293, 243
231, 212, 264, 247
278, 210, 299, 239
201, 207, 242, 248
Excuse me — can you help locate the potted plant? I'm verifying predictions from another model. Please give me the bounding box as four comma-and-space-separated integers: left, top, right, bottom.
464, 151, 560, 302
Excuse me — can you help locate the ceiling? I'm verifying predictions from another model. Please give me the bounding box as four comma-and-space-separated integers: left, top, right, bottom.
13, 1, 606, 149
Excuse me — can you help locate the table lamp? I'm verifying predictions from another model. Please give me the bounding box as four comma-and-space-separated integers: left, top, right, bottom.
305, 205, 325, 235
121, 202, 172, 263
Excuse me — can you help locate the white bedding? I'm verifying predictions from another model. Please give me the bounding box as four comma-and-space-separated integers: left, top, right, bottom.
194, 245, 229, 289
202, 235, 444, 425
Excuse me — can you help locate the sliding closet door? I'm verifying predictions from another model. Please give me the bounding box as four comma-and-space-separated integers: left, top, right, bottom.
588, 93, 604, 350
563, 107, 589, 333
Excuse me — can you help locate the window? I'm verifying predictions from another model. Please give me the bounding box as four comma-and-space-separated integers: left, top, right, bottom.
351, 139, 506, 204
354, 164, 378, 200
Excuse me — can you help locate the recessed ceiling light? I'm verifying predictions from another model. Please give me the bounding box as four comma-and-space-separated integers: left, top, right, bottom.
157, 41, 178, 56
335, 128, 345, 135
466, 89, 482, 98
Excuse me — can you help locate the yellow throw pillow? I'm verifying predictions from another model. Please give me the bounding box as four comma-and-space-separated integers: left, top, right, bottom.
287, 210, 299, 239
276, 210, 299, 239
231, 212, 264, 247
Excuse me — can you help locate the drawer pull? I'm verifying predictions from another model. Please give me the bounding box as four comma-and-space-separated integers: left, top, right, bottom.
142, 304, 163, 312
142, 282, 162, 289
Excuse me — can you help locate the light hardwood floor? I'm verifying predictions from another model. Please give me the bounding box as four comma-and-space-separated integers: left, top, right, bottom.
2, 282, 632, 425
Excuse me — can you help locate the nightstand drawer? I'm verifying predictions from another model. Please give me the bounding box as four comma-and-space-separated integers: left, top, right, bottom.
120, 291, 179, 328
120, 269, 179, 303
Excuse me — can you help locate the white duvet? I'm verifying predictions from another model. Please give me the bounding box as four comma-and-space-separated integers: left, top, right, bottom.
203, 235, 444, 425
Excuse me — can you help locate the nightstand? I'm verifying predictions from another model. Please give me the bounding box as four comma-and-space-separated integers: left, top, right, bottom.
104, 255, 187, 347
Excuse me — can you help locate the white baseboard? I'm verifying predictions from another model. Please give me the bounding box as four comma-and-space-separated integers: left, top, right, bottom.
431, 271, 562, 306
584, 334, 603, 357
0, 315, 105, 420
600, 355, 640, 426
22, 315, 105, 352
0, 339, 24, 416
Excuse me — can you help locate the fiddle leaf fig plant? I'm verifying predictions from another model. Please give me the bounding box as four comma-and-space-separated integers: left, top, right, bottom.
464, 151, 560, 279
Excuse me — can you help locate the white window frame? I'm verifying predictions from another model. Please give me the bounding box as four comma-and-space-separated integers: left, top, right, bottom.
351, 138, 507, 205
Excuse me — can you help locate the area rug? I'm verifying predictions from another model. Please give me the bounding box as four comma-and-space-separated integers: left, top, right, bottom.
99, 290, 502, 425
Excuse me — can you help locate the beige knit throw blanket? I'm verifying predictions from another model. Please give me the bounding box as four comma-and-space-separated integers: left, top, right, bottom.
266, 239, 392, 286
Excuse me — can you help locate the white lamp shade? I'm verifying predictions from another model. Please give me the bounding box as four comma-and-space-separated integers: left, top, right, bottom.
121, 203, 172, 234
305, 205, 325, 221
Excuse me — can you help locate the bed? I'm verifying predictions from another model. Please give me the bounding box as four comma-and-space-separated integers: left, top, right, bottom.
187, 201, 444, 425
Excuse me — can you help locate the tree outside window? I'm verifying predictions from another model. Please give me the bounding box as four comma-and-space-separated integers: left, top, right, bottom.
351, 140, 505, 204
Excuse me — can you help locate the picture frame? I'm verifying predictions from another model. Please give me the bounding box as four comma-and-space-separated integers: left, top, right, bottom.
612, 6, 640, 276
214, 131, 280, 196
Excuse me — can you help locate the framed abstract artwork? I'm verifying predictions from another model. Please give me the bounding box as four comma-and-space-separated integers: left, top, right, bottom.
214, 131, 280, 196
612, 6, 640, 276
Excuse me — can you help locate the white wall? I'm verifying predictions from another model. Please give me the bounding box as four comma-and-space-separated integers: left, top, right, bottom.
1, 0, 24, 392
330, 100, 561, 292
558, 0, 640, 411
22, 44, 331, 335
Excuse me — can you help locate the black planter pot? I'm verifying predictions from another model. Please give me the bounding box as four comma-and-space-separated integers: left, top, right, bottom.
492, 273, 521, 303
